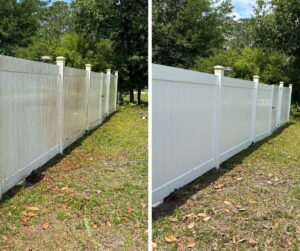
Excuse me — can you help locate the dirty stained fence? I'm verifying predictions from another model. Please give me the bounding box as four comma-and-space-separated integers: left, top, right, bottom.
0, 55, 118, 198
152, 64, 292, 205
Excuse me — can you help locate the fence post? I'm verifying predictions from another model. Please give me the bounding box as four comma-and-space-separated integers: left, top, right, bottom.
105, 69, 111, 116
287, 84, 293, 122
56, 56, 65, 154
85, 64, 92, 130
252, 75, 259, 142
268, 85, 274, 135
276, 82, 284, 127
213, 65, 224, 169
114, 71, 118, 112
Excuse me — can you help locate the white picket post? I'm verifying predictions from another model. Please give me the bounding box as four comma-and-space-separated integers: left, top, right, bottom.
287, 84, 293, 122
268, 85, 274, 135
105, 69, 111, 116
56, 56, 65, 153
276, 82, 284, 127
213, 65, 224, 169
252, 75, 259, 142
85, 64, 92, 130
114, 71, 118, 112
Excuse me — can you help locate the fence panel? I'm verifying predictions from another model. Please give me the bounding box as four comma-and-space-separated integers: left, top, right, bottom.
280, 87, 290, 125
0, 56, 60, 195
87, 72, 103, 130
109, 74, 117, 115
152, 64, 217, 204
152, 64, 292, 205
219, 77, 254, 162
255, 83, 273, 141
100, 73, 107, 121
62, 67, 87, 148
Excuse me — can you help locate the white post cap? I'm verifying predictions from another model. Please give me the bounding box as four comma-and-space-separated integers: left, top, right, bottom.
85, 64, 92, 71
214, 65, 224, 77
106, 69, 111, 74
56, 56, 65, 62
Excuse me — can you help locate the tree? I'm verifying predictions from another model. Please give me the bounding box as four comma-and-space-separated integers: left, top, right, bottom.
194, 47, 290, 84
72, 0, 148, 104
0, 0, 46, 55
254, 0, 300, 101
37, 1, 74, 39
153, 0, 233, 68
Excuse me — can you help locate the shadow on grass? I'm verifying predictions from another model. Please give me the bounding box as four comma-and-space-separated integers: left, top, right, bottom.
0, 111, 119, 206
153, 122, 293, 221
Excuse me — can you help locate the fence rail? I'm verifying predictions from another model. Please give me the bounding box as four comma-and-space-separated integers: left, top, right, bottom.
152, 64, 292, 205
0, 55, 118, 198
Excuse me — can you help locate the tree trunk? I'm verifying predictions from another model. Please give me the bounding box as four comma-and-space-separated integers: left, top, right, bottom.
129, 86, 134, 103
137, 85, 142, 105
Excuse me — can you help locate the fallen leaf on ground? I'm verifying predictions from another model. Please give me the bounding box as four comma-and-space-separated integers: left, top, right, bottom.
177, 242, 185, 251
249, 238, 257, 245
197, 213, 206, 218
187, 222, 195, 229
224, 201, 231, 205
42, 222, 49, 230
92, 224, 98, 229
169, 216, 177, 222
187, 238, 197, 248
214, 183, 225, 189
27, 212, 37, 217
202, 216, 211, 222
232, 236, 236, 244
2, 235, 8, 241
106, 221, 112, 227
152, 241, 157, 249
21, 218, 29, 226
262, 224, 272, 229
237, 239, 247, 243
165, 235, 177, 243
26, 206, 39, 211
127, 207, 134, 213
224, 209, 230, 214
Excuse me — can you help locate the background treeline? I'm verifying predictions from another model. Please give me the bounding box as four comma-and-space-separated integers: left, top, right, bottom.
153, 0, 300, 102
0, 0, 147, 104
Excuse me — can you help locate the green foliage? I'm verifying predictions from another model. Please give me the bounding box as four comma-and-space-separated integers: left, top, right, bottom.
0, 0, 47, 55
153, 0, 233, 68
15, 32, 114, 71
254, 0, 300, 101
72, 0, 148, 102
194, 47, 290, 84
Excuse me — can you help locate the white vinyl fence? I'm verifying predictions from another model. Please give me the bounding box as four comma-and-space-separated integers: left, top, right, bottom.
0, 55, 118, 198
152, 64, 292, 205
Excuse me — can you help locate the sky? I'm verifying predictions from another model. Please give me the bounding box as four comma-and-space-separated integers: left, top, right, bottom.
232, 0, 257, 19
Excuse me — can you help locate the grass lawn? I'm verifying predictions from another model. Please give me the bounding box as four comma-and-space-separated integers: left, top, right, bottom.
0, 105, 148, 250
153, 112, 300, 250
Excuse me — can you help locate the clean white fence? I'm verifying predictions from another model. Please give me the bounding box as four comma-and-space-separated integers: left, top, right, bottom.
0, 55, 118, 198
152, 64, 292, 205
